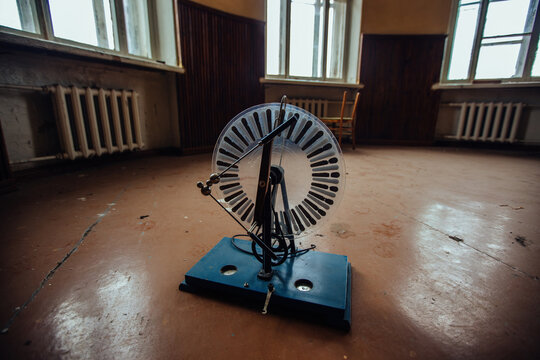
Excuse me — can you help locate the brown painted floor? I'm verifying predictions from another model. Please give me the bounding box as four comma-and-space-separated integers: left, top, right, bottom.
0, 146, 539, 359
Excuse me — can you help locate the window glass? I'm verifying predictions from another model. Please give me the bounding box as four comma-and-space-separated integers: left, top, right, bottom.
266, 0, 282, 75
0, 0, 38, 33
102, 0, 115, 49
123, 0, 151, 58
49, 0, 99, 46
265, 0, 356, 81
447, 1, 479, 80
531, 36, 540, 76
326, 0, 346, 79
289, 0, 324, 77
476, 42, 521, 78
483, 0, 532, 37
0, 0, 22, 30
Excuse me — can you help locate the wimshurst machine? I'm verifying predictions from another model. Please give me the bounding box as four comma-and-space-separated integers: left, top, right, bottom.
180, 96, 352, 330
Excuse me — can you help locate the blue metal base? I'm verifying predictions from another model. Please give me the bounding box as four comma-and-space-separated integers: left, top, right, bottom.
180, 237, 352, 331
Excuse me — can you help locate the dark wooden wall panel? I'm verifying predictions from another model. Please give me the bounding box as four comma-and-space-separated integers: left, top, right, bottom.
176, 1, 265, 152
0, 121, 15, 193
357, 35, 446, 144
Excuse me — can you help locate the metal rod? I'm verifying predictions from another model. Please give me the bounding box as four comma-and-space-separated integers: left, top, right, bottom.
209, 193, 249, 232
0, 84, 45, 92
208, 193, 277, 259
9, 155, 59, 164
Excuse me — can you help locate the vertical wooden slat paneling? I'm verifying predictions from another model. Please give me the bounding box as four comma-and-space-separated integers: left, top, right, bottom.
0, 120, 15, 193
176, 0, 265, 152
357, 35, 446, 144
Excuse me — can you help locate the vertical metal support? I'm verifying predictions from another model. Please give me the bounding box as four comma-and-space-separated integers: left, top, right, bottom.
121, 90, 134, 150
98, 88, 114, 153
53, 85, 76, 160
509, 103, 523, 143
490, 103, 504, 142
71, 86, 91, 158
464, 103, 476, 140
481, 103, 494, 141
260, 188, 273, 278
131, 91, 144, 148
472, 103, 485, 140
110, 90, 125, 151
456, 102, 467, 140
86, 87, 103, 156
500, 103, 513, 142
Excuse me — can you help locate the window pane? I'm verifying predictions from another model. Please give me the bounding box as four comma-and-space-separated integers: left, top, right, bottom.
475, 43, 521, 78
266, 0, 283, 75
124, 0, 151, 58
326, 0, 346, 79
289, 0, 324, 77
103, 0, 115, 49
50, 0, 99, 46
447, 2, 479, 80
483, 0, 532, 37
531, 36, 540, 76
0, 0, 22, 30
0, 0, 38, 33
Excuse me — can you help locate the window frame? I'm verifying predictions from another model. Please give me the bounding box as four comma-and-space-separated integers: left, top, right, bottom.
441, 0, 540, 84
265, 0, 352, 83
0, 0, 182, 69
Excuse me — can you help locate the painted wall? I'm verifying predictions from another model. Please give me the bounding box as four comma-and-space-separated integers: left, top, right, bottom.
189, 0, 265, 21
190, 0, 453, 33
361, 0, 453, 34
0, 47, 180, 165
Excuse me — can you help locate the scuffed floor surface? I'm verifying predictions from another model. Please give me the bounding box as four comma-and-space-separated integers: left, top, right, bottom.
0, 146, 539, 359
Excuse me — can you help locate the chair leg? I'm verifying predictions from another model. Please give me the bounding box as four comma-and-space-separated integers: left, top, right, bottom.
338, 91, 347, 148
350, 92, 360, 151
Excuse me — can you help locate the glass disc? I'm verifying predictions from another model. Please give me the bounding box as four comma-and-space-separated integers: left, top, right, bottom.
211, 103, 346, 238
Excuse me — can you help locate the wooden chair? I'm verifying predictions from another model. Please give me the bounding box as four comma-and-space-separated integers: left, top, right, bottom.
321, 91, 360, 149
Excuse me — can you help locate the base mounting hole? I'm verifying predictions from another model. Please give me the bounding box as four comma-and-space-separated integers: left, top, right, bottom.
220, 265, 237, 275
295, 279, 313, 291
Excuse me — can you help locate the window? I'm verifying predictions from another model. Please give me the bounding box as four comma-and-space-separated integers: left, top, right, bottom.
0, 0, 178, 66
266, 0, 358, 82
443, 0, 540, 83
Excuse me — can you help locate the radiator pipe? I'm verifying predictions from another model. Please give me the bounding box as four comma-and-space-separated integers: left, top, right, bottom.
9, 155, 60, 165
0, 84, 46, 92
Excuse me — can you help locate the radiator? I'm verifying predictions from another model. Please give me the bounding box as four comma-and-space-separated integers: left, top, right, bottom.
446, 102, 524, 143
289, 98, 329, 118
50, 85, 144, 160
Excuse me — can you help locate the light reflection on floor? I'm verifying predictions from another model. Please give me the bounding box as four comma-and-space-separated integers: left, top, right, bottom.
50, 268, 150, 358
396, 202, 502, 351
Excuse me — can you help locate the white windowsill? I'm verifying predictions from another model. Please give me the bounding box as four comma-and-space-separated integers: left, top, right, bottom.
432, 81, 540, 90
0, 30, 185, 74
260, 77, 364, 89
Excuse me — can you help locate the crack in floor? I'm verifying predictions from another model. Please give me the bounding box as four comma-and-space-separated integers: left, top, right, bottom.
1, 189, 126, 334
368, 195, 538, 281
